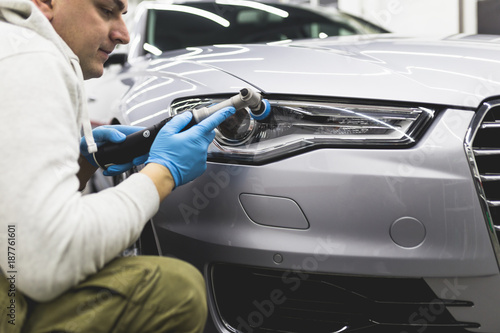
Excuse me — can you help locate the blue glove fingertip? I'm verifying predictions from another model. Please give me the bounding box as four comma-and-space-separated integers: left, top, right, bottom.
108, 130, 127, 143
197, 106, 236, 132
133, 154, 148, 166
217, 106, 237, 119
103, 165, 121, 176
160, 112, 193, 135
103, 168, 113, 176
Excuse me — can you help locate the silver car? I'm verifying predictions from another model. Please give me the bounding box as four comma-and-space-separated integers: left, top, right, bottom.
87, 8, 500, 333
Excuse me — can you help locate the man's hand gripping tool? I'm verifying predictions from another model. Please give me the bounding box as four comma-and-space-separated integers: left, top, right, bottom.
92, 88, 271, 169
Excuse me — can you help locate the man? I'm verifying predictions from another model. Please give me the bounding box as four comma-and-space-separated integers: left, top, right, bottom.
0, 0, 235, 332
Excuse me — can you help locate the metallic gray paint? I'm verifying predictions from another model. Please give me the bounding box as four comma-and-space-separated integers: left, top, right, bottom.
156, 109, 497, 278
102, 34, 500, 128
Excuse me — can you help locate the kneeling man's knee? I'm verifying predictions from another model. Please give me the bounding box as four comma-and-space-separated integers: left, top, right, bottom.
154, 257, 208, 332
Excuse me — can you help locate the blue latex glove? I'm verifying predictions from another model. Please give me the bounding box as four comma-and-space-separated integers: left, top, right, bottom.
80, 125, 148, 176
146, 106, 236, 188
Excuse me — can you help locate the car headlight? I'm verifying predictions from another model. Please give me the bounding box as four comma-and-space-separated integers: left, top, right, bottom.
171, 97, 435, 164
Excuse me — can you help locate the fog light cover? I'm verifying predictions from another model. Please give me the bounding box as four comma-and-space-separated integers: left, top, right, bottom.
171, 98, 434, 164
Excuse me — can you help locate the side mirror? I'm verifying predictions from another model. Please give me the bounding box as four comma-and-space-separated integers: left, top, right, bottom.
104, 53, 127, 67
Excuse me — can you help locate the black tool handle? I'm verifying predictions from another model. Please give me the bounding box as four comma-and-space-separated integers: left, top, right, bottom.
92, 112, 196, 168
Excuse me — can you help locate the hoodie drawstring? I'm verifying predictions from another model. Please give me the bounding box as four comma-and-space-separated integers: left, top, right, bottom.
70, 58, 97, 154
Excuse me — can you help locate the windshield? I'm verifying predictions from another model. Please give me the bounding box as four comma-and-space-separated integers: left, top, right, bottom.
144, 2, 387, 54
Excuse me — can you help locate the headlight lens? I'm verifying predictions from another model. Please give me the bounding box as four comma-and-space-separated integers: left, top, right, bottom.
171, 97, 435, 164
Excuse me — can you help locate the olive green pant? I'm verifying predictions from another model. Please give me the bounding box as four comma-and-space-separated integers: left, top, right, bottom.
0, 256, 207, 333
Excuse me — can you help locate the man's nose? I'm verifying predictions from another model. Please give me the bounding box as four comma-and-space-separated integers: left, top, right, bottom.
111, 18, 130, 45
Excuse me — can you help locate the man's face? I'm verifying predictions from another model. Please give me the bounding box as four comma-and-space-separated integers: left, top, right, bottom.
40, 0, 130, 79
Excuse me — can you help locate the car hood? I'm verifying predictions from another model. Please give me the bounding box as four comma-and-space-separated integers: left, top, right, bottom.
156, 34, 500, 109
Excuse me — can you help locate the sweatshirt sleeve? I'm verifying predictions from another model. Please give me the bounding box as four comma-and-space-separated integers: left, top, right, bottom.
0, 49, 159, 301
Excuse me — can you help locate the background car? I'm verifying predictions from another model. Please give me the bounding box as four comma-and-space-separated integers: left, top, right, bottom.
86, 2, 500, 333
85, 0, 387, 126
127, 0, 387, 55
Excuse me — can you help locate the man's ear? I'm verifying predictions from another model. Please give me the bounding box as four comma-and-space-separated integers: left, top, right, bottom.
31, 0, 54, 20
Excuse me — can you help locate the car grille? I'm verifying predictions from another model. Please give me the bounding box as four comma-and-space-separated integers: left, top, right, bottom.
467, 99, 500, 250
211, 264, 477, 333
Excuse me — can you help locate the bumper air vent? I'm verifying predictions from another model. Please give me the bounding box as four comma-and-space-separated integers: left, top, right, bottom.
467, 99, 500, 250
211, 264, 477, 333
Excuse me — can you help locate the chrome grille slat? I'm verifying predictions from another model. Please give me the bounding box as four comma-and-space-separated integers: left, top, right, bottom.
487, 200, 500, 207
481, 175, 500, 182
481, 122, 500, 129
473, 149, 500, 156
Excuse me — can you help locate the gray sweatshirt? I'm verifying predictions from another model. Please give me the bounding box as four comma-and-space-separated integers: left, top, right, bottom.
0, 0, 160, 302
